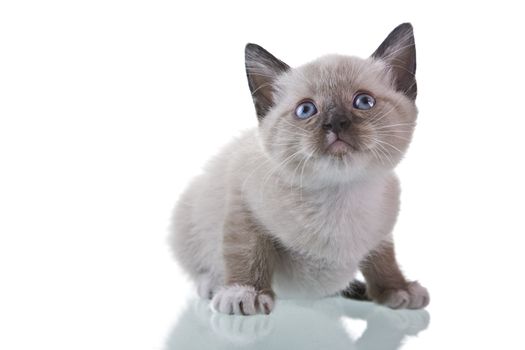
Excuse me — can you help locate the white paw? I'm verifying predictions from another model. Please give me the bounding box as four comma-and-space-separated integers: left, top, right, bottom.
383, 281, 430, 309
211, 285, 275, 315
406, 281, 430, 309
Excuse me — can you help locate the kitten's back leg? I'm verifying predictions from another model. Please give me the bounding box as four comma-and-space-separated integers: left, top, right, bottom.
169, 184, 224, 293
341, 280, 371, 301
357, 242, 429, 309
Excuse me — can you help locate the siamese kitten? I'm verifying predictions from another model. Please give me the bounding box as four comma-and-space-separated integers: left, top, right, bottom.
170, 23, 429, 315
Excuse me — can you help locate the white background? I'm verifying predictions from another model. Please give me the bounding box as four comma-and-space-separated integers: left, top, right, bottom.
1, 0, 524, 349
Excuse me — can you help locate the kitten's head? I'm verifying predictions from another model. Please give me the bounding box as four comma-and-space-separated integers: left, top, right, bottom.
245, 23, 418, 185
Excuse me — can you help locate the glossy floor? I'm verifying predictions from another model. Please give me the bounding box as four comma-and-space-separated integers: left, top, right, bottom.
2, 244, 523, 350
167, 297, 430, 350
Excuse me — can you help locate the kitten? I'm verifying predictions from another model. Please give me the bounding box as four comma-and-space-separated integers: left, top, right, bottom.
170, 23, 429, 315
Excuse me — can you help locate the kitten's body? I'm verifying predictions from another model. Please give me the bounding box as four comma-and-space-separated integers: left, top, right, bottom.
171, 24, 429, 314
174, 129, 399, 298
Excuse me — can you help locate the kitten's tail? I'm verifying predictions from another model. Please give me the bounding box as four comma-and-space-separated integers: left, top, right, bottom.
341, 280, 371, 301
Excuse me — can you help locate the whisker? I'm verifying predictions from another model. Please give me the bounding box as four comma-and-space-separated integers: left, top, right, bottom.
240, 156, 271, 197
371, 122, 416, 130
299, 147, 318, 200
280, 117, 311, 134
373, 133, 412, 142
290, 151, 309, 193
361, 135, 396, 167
259, 149, 304, 198
373, 141, 395, 166
374, 138, 403, 154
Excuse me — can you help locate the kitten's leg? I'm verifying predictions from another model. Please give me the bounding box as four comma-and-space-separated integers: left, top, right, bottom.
352, 242, 429, 309
211, 206, 277, 315
341, 279, 370, 301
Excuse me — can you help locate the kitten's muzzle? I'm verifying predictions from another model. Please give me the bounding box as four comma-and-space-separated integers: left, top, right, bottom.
322, 114, 351, 134
325, 130, 356, 155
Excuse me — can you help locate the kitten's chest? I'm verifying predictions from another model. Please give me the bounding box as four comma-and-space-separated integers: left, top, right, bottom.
270, 186, 387, 297
255, 180, 389, 263
306, 188, 384, 257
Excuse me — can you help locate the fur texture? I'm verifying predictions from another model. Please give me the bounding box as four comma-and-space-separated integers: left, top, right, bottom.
170, 23, 429, 315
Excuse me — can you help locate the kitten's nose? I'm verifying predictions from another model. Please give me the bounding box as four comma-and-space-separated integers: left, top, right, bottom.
322, 114, 351, 133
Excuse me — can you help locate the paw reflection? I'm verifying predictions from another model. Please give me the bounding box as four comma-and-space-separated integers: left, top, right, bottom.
210, 312, 273, 345
165, 297, 430, 350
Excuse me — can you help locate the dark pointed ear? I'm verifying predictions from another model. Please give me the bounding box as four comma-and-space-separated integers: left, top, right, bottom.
245, 43, 290, 120
372, 23, 417, 100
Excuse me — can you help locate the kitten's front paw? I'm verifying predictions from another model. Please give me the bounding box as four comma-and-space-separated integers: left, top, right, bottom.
211, 285, 275, 315
375, 281, 430, 309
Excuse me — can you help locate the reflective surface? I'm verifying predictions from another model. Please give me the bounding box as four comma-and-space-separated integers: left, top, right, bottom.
166, 297, 430, 350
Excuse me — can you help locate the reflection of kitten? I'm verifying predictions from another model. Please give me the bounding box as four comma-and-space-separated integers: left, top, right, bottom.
165, 298, 430, 350
170, 23, 429, 315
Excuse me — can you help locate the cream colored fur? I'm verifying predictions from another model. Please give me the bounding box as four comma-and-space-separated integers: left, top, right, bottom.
170, 23, 428, 314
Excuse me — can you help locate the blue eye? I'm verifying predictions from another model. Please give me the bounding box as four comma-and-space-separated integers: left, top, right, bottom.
295, 101, 318, 119
353, 93, 376, 110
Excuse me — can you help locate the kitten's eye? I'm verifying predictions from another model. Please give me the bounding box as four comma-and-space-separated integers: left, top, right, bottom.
353, 93, 376, 110
295, 101, 318, 119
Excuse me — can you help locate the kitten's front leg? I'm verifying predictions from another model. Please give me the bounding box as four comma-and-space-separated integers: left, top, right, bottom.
211, 205, 277, 315
358, 242, 430, 309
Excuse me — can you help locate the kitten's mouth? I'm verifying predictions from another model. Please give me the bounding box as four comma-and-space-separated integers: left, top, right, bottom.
327, 139, 351, 154
326, 135, 357, 155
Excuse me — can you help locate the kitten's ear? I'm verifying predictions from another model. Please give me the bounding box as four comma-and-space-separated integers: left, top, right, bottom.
245, 43, 290, 120
372, 23, 417, 100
